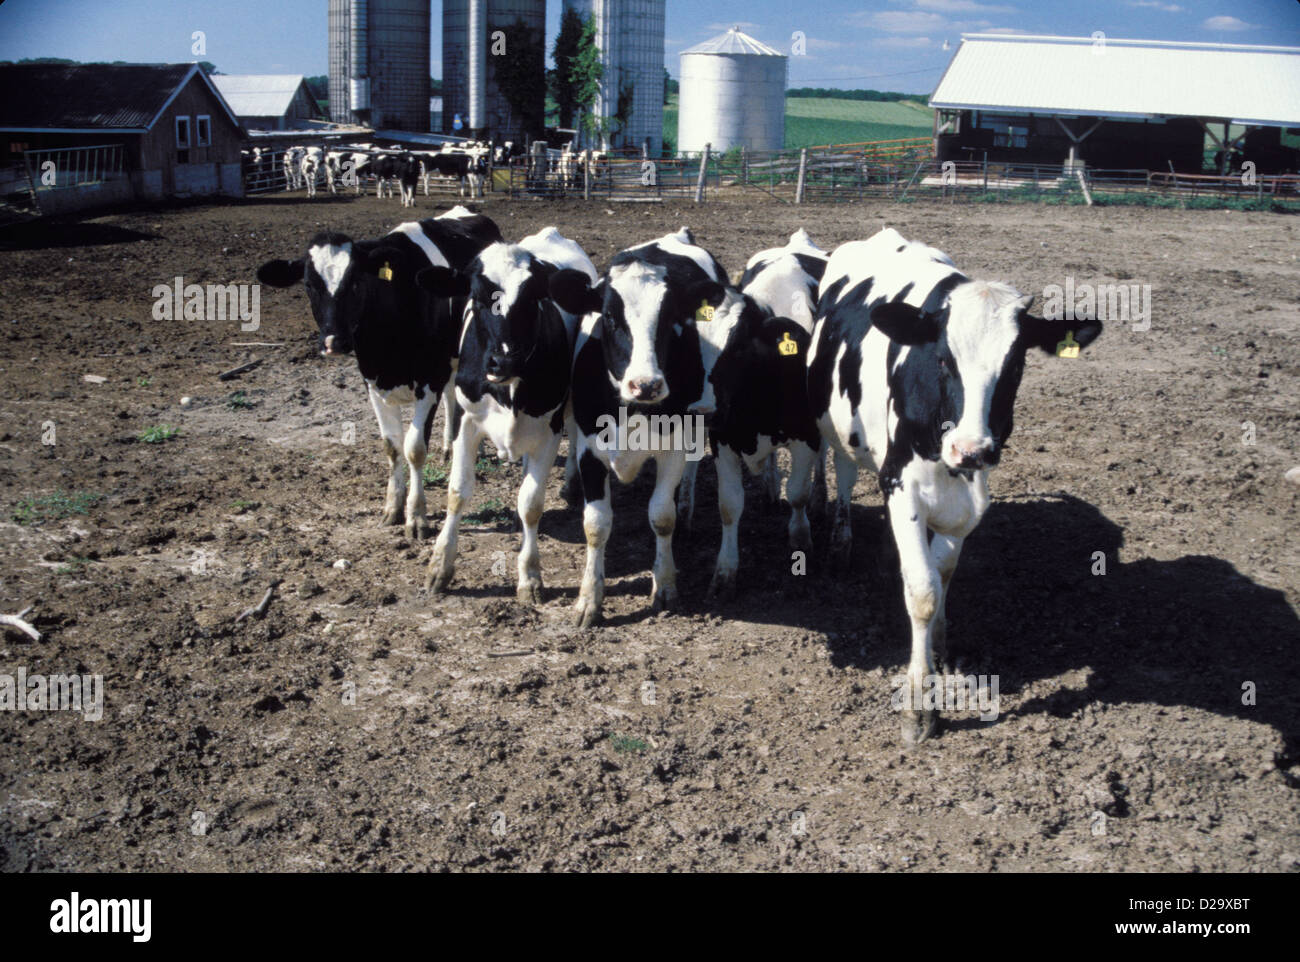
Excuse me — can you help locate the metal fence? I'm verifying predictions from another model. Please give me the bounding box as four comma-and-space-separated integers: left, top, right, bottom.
23, 143, 127, 192
243, 149, 483, 198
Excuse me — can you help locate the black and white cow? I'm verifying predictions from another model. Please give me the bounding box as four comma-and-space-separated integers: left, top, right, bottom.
301, 147, 323, 198
808, 227, 1102, 743
547, 227, 725, 627
419, 227, 597, 603
283, 147, 305, 190
422, 149, 488, 198
255, 207, 503, 539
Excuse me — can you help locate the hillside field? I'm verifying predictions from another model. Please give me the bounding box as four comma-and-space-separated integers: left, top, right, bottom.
663, 95, 932, 151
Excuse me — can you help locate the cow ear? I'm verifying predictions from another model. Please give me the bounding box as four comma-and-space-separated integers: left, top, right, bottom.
683, 280, 727, 312
549, 269, 601, 315
1020, 314, 1104, 355
257, 258, 304, 288
415, 266, 470, 297
361, 245, 408, 281
869, 300, 941, 345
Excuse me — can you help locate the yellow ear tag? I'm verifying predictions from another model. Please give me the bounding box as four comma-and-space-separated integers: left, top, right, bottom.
778, 331, 799, 357
1055, 330, 1080, 359
378, 262, 393, 282
695, 301, 714, 323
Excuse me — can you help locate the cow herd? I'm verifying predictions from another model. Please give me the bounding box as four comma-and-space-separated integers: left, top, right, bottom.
256, 207, 1102, 743
242, 142, 494, 201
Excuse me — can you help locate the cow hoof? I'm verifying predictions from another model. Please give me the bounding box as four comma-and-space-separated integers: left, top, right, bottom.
574, 597, 601, 628
380, 507, 404, 527
517, 581, 543, 606
708, 570, 736, 600
650, 585, 678, 613
426, 569, 452, 594
900, 709, 938, 746
405, 519, 425, 541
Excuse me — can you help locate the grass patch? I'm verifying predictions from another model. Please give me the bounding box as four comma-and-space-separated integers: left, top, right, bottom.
13, 491, 101, 525
609, 734, 648, 755
423, 462, 449, 486
463, 497, 513, 526
56, 556, 94, 575
229, 498, 257, 513
137, 424, 179, 443
226, 391, 254, 410
136, 376, 152, 388
475, 455, 502, 477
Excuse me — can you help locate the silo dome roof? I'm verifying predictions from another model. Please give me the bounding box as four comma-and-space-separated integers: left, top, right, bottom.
681, 26, 783, 57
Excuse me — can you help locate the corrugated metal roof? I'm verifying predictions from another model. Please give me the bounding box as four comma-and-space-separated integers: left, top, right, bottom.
682, 26, 784, 58
0, 63, 200, 129
211, 74, 312, 119
930, 35, 1300, 127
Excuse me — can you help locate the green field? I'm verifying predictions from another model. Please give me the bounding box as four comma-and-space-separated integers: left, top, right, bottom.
663, 95, 932, 152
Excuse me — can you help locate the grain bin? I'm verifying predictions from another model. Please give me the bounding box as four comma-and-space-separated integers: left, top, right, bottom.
678, 26, 786, 154
328, 0, 430, 131
566, 0, 665, 155
443, 0, 547, 143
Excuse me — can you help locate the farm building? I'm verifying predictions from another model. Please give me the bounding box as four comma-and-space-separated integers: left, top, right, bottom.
930, 35, 1300, 174
210, 74, 325, 131
0, 62, 244, 213
328, 0, 431, 132
442, 0, 547, 143
678, 26, 786, 155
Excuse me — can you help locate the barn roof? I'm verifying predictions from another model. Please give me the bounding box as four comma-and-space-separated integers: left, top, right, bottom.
682, 26, 783, 58
0, 62, 240, 132
210, 74, 321, 120
930, 35, 1300, 128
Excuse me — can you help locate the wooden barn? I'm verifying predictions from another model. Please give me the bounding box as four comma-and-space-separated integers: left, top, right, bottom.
210, 74, 325, 131
930, 35, 1300, 174
0, 62, 244, 213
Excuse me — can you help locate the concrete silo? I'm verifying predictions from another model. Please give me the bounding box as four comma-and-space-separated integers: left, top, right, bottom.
442, 0, 546, 143
328, 0, 431, 131
565, 0, 665, 155
678, 26, 786, 154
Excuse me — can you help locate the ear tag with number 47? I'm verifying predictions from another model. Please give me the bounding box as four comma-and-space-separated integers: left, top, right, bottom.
778, 332, 799, 357
1055, 330, 1080, 358
695, 300, 714, 324
378, 262, 393, 282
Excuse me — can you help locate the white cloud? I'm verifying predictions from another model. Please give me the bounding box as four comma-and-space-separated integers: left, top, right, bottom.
1126, 1, 1183, 11
878, 36, 934, 48
1202, 15, 1255, 31
859, 10, 948, 33
915, 0, 1017, 13
975, 27, 1034, 34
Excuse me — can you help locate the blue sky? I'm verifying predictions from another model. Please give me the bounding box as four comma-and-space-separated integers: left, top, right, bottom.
1, 0, 1296, 95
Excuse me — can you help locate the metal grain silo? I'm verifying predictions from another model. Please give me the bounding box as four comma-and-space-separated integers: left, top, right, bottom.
328, 0, 430, 131
679, 26, 786, 154
442, 0, 546, 142
565, 0, 665, 155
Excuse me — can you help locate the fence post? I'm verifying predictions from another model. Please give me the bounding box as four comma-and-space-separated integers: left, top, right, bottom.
741, 146, 748, 186
694, 143, 710, 203
583, 151, 590, 200
983, 152, 988, 192
795, 148, 808, 204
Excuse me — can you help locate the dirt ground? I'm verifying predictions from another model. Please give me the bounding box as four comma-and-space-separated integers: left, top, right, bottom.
0, 189, 1297, 872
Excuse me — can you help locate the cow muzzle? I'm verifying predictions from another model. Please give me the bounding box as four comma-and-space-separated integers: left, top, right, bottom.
944, 436, 996, 471
624, 376, 667, 404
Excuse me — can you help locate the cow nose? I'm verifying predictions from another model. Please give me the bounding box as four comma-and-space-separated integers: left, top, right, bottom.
627, 377, 665, 402
949, 438, 993, 469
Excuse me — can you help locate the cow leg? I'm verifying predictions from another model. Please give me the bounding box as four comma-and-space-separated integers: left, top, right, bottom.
810, 441, 829, 519
889, 496, 942, 745
402, 387, 438, 540
677, 457, 698, 534
561, 412, 581, 506
760, 452, 781, 507
786, 440, 816, 554
440, 381, 460, 460
575, 447, 611, 628
650, 449, 687, 612
427, 417, 484, 594
517, 430, 562, 605
709, 444, 745, 599
929, 533, 964, 673
368, 386, 407, 527
829, 448, 858, 570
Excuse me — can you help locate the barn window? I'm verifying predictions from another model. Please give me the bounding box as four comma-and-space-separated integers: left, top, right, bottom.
974, 113, 1028, 150
175, 116, 190, 149
196, 115, 211, 147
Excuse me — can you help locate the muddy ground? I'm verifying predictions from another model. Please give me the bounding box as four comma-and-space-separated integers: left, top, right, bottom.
0, 189, 1297, 872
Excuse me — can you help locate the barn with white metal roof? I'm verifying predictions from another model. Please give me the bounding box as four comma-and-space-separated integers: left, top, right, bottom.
210, 74, 325, 131
929, 35, 1300, 174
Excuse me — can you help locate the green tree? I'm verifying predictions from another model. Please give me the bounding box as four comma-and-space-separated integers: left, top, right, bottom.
551, 5, 584, 129
663, 68, 677, 105
490, 18, 544, 140
570, 15, 604, 142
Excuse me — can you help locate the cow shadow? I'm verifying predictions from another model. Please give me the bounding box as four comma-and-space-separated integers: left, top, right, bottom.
0, 218, 159, 251
667, 482, 1298, 762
